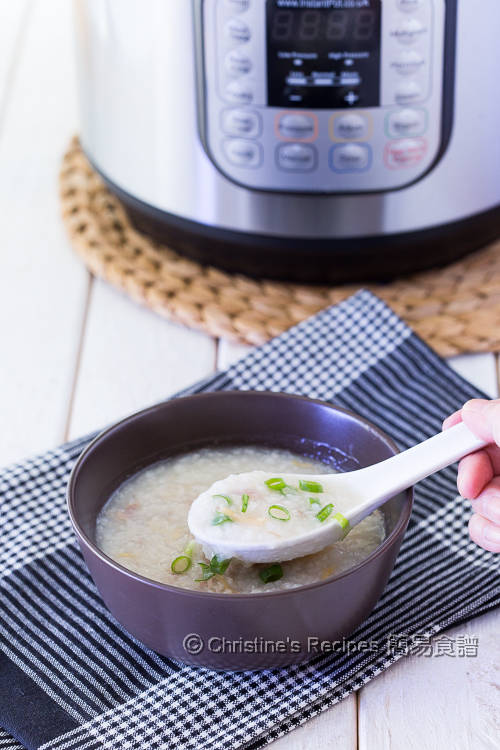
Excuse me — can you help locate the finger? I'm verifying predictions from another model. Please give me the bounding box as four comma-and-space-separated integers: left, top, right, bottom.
482, 445, 500, 475
442, 410, 462, 430
461, 399, 500, 446
443, 403, 500, 471
470, 477, 500, 525
457, 451, 494, 499
468, 513, 500, 553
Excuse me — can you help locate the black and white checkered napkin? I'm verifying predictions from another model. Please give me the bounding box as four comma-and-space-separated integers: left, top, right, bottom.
1, 291, 499, 750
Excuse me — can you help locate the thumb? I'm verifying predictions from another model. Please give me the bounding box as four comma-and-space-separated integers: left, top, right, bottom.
461, 399, 500, 446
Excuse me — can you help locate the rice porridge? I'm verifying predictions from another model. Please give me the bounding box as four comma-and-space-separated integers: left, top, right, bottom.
96, 446, 386, 594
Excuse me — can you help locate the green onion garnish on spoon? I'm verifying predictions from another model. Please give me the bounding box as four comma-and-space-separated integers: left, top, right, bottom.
268, 505, 291, 521
299, 479, 323, 493
212, 494, 232, 506
316, 504, 334, 522
265, 477, 286, 492
212, 512, 233, 526
241, 493, 249, 512
334, 511, 350, 533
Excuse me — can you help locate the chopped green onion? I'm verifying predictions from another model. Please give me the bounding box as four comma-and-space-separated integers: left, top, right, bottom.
212, 512, 233, 526
268, 504, 291, 521
259, 563, 284, 584
334, 511, 350, 532
195, 555, 232, 582
170, 539, 196, 575
195, 562, 213, 581
241, 493, 249, 513
212, 494, 232, 506
183, 540, 196, 557
171, 555, 192, 574
265, 477, 286, 492
309, 497, 321, 506
215, 557, 232, 575
299, 479, 323, 493
265, 477, 298, 496
316, 503, 334, 522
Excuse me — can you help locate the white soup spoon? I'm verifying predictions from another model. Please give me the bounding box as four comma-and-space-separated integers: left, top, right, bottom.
187, 422, 486, 564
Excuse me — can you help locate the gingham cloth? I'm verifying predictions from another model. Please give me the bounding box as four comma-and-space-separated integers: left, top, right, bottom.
1, 291, 499, 750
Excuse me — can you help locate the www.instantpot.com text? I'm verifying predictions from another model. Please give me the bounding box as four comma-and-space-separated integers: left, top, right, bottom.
276, 1, 372, 10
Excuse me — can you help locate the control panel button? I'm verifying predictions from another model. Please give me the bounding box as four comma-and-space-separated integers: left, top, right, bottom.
223, 138, 262, 167
276, 143, 317, 172
225, 79, 254, 104
277, 113, 317, 140
391, 18, 426, 45
397, 0, 423, 11
222, 108, 261, 137
330, 144, 372, 173
395, 80, 423, 104
225, 17, 251, 43
391, 50, 425, 76
387, 108, 426, 137
344, 91, 360, 106
333, 114, 369, 141
225, 48, 252, 76
225, 0, 250, 12
384, 138, 427, 169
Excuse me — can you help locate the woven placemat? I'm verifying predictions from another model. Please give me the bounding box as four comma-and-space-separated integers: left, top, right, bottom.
60, 137, 500, 357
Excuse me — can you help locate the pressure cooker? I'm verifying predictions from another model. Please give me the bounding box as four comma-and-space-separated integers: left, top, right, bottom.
74, 0, 500, 282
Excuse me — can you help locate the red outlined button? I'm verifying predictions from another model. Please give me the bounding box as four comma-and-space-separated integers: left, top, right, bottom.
384, 138, 427, 169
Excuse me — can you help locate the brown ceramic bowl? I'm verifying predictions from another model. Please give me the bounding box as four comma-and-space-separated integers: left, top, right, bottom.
67, 391, 413, 670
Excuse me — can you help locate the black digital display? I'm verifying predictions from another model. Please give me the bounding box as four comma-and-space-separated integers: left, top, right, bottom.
266, 0, 381, 109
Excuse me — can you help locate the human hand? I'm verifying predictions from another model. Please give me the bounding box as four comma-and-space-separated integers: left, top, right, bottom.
443, 399, 500, 553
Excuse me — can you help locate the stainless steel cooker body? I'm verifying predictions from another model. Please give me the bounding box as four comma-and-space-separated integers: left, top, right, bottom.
75, 0, 500, 281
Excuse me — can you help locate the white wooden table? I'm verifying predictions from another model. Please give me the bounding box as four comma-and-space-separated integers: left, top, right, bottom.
0, 3, 498, 748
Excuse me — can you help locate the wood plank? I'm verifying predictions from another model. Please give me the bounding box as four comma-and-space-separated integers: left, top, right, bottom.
358, 610, 499, 750
358, 354, 499, 750
448, 353, 498, 398
0, 0, 30, 114
270, 695, 357, 750
217, 339, 253, 371
68, 280, 216, 438
0, 0, 88, 464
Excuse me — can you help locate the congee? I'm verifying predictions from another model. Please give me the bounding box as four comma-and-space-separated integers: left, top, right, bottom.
96, 446, 386, 594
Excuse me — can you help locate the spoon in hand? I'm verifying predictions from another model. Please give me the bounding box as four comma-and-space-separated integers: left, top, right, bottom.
187, 422, 487, 564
